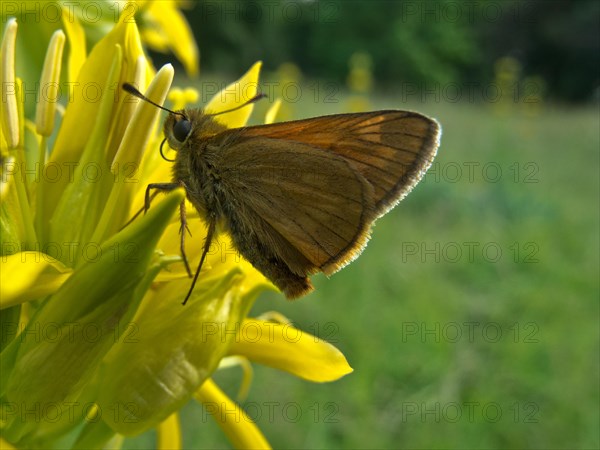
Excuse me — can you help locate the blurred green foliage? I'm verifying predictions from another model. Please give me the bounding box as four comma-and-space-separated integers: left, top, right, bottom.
178, 0, 599, 102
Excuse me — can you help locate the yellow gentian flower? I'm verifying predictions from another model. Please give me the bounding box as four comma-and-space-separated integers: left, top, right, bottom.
0, 10, 353, 450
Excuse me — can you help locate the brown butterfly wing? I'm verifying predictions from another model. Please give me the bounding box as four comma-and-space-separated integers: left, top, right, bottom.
239, 111, 441, 217
213, 136, 376, 280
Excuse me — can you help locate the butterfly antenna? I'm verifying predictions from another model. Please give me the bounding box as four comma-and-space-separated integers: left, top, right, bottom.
207, 93, 267, 117
122, 83, 186, 119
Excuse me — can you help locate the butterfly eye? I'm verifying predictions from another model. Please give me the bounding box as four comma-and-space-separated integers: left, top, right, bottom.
173, 119, 192, 143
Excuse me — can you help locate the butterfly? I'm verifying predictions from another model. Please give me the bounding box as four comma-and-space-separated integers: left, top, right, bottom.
123, 83, 441, 304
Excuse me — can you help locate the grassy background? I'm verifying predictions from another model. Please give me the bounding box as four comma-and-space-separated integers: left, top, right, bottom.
128, 88, 599, 449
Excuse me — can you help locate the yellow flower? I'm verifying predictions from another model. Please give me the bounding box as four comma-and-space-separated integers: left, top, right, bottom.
0, 13, 353, 450
0, 1, 198, 89
138, 1, 199, 77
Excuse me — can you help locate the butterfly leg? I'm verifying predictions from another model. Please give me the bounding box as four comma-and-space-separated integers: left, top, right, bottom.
144, 183, 180, 213
178, 200, 193, 278
142, 183, 194, 278
121, 182, 179, 229
143, 185, 192, 278
182, 218, 216, 305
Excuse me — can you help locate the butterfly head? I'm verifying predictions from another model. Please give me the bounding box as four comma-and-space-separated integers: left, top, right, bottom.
121, 82, 264, 160
173, 115, 192, 143
163, 110, 193, 151
164, 109, 230, 155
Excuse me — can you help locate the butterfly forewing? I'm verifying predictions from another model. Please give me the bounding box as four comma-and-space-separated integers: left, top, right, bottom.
239, 111, 440, 217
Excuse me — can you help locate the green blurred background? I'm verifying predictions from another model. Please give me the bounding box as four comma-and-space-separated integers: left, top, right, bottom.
174, 0, 599, 103
145, 0, 600, 449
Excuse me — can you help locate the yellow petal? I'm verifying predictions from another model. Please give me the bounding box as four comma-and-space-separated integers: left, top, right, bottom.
144, 2, 199, 76
195, 379, 271, 450
264, 98, 282, 124
1, 84, 37, 250
48, 46, 124, 254
157, 412, 182, 450
51, 17, 144, 165
35, 30, 65, 137
229, 319, 353, 382
87, 63, 173, 243
111, 63, 174, 174
106, 55, 147, 164
140, 28, 170, 52
205, 62, 262, 128
1, 18, 18, 148
43, 17, 147, 235
61, 5, 86, 82
0, 252, 71, 308
0, 154, 13, 202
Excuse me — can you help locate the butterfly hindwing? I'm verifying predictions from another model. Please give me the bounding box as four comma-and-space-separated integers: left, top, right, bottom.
213, 135, 376, 277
